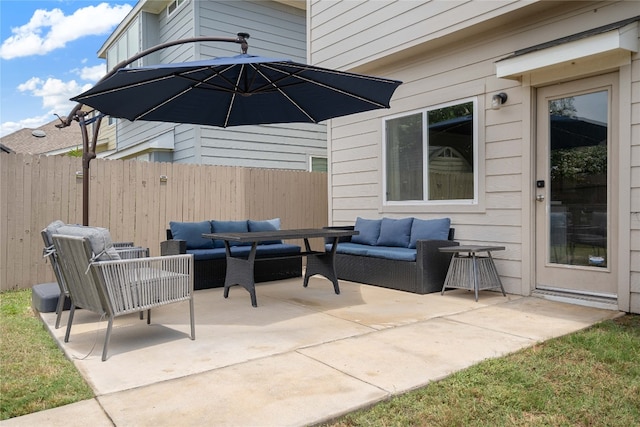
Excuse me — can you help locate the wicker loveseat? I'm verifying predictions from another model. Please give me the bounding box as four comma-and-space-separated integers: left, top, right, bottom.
325, 217, 459, 294
160, 218, 302, 290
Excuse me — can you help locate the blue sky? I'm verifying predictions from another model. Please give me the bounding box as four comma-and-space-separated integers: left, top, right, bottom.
0, 0, 136, 137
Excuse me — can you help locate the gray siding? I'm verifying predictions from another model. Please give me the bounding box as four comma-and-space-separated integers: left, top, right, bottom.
114, 0, 326, 171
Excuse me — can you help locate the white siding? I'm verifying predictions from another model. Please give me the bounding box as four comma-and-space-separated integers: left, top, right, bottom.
310, 0, 534, 70
631, 48, 640, 313
317, 0, 639, 305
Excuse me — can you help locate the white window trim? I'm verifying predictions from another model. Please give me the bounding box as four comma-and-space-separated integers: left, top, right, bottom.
382, 97, 479, 207
309, 155, 327, 172
167, 0, 186, 18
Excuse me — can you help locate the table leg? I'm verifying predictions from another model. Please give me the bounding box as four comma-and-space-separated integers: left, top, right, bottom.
223, 241, 259, 307
304, 237, 340, 294
471, 252, 479, 302
488, 251, 507, 297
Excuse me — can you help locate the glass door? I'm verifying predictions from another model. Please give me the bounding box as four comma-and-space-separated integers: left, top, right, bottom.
535, 75, 617, 297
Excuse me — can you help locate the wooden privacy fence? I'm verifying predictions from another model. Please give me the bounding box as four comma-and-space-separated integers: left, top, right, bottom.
0, 153, 327, 291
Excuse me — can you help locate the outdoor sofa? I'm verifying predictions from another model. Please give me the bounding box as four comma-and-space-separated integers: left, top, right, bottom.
161, 218, 302, 290
325, 217, 459, 294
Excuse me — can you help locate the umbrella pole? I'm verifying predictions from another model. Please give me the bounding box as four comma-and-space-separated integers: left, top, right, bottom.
57, 33, 250, 226
78, 112, 99, 226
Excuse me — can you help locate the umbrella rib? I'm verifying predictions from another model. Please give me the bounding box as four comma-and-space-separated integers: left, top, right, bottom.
252, 65, 317, 122
136, 71, 226, 121
223, 64, 245, 127
260, 63, 391, 108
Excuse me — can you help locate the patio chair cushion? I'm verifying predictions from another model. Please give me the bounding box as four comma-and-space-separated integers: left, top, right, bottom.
169, 220, 214, 250
351, 217, 382, 246
248, 218, 282, 244
409, 218, 451, 249
211, 220, 251, 247
55, 225, 121, 261
376, 217, 414, 247
43, 220, 66, 246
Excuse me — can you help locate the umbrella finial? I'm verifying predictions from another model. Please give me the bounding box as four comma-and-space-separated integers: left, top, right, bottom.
237, 32, 250, 54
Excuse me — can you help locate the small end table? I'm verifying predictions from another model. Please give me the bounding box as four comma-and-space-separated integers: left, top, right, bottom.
439, 245, 506, 301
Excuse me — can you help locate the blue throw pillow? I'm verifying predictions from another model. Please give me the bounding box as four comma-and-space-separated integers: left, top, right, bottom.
409, 218, 451, 248
351, 217, 382, 246
376, 217, 414, 247
211, 220, 250, 246
170, 221, 214, 250
248, 218, 282, 244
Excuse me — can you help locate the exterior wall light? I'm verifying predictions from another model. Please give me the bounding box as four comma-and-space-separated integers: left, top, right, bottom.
160, 175, 168, 182
491, 92, 508, 110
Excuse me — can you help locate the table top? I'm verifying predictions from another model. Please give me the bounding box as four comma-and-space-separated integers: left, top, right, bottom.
439, 245, 505, 253
203, 228, 358, 243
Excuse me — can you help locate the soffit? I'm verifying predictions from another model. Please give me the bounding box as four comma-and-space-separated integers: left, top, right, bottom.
496, 16, 639, 80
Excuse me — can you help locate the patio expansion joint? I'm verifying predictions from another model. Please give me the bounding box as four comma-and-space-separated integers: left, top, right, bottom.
437, 313, 540, 343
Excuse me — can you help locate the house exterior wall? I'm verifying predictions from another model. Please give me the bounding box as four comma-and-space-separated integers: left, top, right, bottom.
104, 0, 326, 170
309, 1, 639, 313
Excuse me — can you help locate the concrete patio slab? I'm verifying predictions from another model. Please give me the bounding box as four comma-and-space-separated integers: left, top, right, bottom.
1, 278, 622, 427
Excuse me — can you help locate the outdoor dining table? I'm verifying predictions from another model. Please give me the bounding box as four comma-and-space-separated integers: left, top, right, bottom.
203, 228, 358, 307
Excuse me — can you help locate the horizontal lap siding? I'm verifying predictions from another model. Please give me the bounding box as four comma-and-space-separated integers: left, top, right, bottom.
309, 0, 529, 70
320, 1, 640, 301
0, 154, 327, 291
631, 49, 640, 311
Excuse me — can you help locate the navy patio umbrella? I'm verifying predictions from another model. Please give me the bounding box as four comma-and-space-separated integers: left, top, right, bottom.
60, 34, 401, 225
70, 53, 402, 128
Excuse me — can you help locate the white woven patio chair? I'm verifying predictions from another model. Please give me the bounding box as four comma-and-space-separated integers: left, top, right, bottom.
52, 232, 194, 361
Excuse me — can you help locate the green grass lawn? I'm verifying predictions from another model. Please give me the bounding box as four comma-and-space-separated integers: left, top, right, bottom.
326, 314, 640, 426
1, 288, 639, 425
0, 289, 93, 420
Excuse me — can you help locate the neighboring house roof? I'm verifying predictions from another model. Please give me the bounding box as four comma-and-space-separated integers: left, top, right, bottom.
0, 119, 83, 155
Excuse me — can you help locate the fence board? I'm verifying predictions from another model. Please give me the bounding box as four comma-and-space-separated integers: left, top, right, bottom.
0, 153, 327, 290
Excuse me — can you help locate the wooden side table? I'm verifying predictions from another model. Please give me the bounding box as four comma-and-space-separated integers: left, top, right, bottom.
439, 245, 506, 301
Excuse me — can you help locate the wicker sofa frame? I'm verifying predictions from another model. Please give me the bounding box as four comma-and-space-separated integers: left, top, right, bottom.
326, 226, 459, 294
161, 229, 302, 291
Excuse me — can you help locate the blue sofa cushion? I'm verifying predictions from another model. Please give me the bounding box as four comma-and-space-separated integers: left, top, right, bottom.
364, 246, 417, 262
187, 248, 227, 261
376, 217, 413, 247
170, 221, 214, 250
211, 220, 250, 247
409, 218, 451, 248
330, 242, 370, 257
248, 218, 282, 244
187, 244, 300, 261
351, 217, 381, 245
231, 243, 301, 258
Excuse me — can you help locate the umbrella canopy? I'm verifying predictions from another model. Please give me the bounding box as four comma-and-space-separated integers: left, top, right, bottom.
71, 54, 402, 127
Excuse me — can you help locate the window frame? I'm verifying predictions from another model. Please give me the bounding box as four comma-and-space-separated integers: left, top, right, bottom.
167, 0, 186, 18
382, 97, 479, 207
309, 155, 328, 172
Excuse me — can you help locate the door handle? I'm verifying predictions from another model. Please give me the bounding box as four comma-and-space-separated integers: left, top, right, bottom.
536, 194, 545, 202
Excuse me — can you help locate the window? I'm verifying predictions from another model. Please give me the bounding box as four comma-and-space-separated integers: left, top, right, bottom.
310, 156, 327, 172
167, 0, 185, 17
384, 98, 477, 204
105, 18, 141, 126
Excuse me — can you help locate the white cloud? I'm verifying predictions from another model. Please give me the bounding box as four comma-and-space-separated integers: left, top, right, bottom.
75, 64, 107, 82
17, 76, 93, 118
0, 3, 133, 60
0, 113, 53, 137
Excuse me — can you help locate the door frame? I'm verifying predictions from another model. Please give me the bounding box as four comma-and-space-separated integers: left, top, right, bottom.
532, 72, 622, 304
